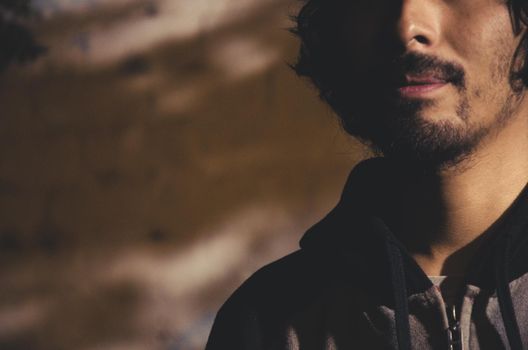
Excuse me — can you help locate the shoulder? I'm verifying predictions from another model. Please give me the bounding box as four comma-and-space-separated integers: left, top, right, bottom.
221, 249, 322, 313
205, 249, 334, 349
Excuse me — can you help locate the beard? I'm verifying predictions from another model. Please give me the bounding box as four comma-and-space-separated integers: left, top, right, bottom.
361, 99, 486, 170
337, 53, 521, 172
347, 97, 485, 172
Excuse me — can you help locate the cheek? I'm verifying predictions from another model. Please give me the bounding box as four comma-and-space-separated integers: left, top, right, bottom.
442, 2, 515, 67
444, 11, 517, 103
341, 10, 390, 66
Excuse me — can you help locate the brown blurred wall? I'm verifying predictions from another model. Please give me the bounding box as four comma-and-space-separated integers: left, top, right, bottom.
0, 1, 367, 349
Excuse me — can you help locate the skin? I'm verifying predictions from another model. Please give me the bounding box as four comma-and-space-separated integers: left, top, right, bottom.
348, 0, 528, 276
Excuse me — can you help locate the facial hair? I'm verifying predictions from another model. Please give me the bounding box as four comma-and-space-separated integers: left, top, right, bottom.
342, 51, 521, 172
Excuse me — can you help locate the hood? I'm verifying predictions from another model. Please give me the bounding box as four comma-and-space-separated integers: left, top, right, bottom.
298, 157, 528, 350
300, 157, 432, 298
300, 156, 528, 292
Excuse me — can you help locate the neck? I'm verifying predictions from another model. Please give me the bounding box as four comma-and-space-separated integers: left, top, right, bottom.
386, 107, 528, 276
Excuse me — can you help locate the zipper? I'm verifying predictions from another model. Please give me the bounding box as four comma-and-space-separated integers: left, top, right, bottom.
446, 304, 462, 350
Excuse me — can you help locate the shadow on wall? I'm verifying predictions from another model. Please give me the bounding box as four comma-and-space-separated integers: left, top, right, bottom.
0, 1, 366, 349
0, 0, 46, 71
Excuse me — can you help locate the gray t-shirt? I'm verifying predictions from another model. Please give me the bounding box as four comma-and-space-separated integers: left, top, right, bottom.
428, 275, 464, 307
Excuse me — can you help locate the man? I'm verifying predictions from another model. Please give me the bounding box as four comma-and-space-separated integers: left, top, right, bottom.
206, 0, 528, 349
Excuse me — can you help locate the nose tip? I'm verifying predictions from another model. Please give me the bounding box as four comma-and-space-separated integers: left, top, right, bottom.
399, 23, 432, 47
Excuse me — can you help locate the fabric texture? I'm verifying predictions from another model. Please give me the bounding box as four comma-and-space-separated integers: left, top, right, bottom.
205, 158, 528, 350
429, 276, 463, 308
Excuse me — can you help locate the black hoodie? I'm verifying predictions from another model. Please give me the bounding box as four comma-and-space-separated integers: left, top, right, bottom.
206, 158, 528, 350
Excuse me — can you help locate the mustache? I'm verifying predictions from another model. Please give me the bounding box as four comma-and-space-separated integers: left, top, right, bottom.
388, 53, 466, 88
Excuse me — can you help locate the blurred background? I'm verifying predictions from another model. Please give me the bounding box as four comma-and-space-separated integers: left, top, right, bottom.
0, 0, 367, 349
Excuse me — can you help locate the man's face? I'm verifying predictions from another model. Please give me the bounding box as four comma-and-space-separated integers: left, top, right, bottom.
338, 0, 526, 168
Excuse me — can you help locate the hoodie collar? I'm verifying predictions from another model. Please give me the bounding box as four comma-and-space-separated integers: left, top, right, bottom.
299, 157, 528, 350
300, 157, 432, 301
300, 157, 528, 293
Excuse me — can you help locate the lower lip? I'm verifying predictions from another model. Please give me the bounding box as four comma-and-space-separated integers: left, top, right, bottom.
397, 83, 447, 97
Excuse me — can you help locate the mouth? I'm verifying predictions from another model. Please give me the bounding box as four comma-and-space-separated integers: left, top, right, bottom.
396, 75, 449, 97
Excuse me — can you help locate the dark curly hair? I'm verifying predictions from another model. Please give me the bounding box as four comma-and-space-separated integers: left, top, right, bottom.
291, 0, 528, 137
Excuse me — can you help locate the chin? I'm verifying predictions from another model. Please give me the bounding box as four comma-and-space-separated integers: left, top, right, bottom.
373, 117, 487, 171
351, 105, 483, 171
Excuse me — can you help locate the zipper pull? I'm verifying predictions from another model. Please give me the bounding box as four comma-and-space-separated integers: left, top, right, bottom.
446, 304, 462, 350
